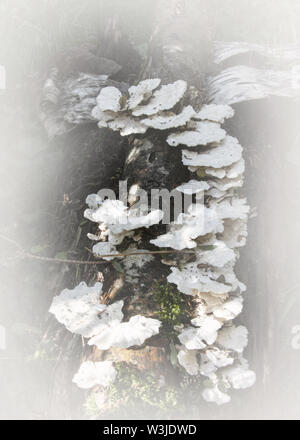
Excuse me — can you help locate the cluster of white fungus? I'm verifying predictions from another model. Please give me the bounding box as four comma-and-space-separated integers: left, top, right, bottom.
50, 78, 255, 405
90, 79, 254, 404
49, 282, 161, 388
73, 361, 117, 389
84, 196, 163, 248
91, 79, 190, 136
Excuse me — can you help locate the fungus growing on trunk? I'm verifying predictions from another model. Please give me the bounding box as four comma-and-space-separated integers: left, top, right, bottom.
50, 78, 255, 406
72, 361, 117, 389
167, 121, 226, 147
88, 315, 161, 350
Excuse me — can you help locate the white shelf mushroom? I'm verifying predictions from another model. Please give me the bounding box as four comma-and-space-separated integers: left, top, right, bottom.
127, 78, 161, 110
205, 167, 227, 178
178, 316, 222, 349
167, 121, 226, 147
195, 240, 236, 268
212, 296, 243, 321
208, 177, 243, 192
211, 198, 249, 221
202, 385, 231, 405
226, 159, 245, 179
72, 361, 116, 389
221, 218, 248, 249
141, 106, 195, 130
88, 315, 161, 350
182, 135, 243, 168
84, 198, 163, 246
217, 325, 248, 353
167, 266, 232, 296
86, 193, 103, 210
199, 348, 234, 376
151, 204, 223, 250
221, 364, 256, 390
107, 115, 147, 136
96, 86, 122, 112
132, 80, 187, 116
193, 104, 234, 123
176, 179, 210, 194
177, 347, 199, 375
205, 348, 235, 369
49, 282, 106, 338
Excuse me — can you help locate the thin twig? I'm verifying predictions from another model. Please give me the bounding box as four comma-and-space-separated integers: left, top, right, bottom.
0, 233, 194, 266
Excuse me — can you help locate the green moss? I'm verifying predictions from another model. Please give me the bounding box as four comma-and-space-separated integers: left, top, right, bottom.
84, 392, 100, 419
108, 363, 178, 413
154, 282, 187, 331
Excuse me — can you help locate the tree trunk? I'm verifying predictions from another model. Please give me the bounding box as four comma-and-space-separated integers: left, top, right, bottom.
86, 0, 215, 418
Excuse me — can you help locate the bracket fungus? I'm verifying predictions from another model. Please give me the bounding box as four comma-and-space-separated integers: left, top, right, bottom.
141, 105, 195, 130
221, 362, 256, 390
127, 78, 161, 110
96, 86, 123, 112
72, 361, 116, 389
106, 115, 147, 136
176, 179, 210, 195
195, 240, 236, 268
193, 104, 235, 123
151, 204, 224, 250
49, 282, 106, 338
50, 78, 255, 406
202, 385, 231, 406
167, 121, 226, 147
178, 318, 221, 350
84, 198, 163, 247
92, 79, 189, 136
132, 80, 187, 116
217, 325, 248, 353
49, 282, 125, 339
182, 136, 243, 168
212, 296, 243, 321
167, 265, 232, 296
88, 315, 161, 350
50, 282, 161, 352
177, 347, 199, 376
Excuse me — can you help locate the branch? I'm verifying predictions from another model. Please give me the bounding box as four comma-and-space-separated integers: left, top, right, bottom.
0, 233, 195, 266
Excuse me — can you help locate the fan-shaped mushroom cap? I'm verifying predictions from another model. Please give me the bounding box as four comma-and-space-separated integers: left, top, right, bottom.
141, 105, 195, 130
167, 121, 226, 147
177, 347, 199, 375
88, 315, 161, 350
182, 136, 243, 168
217, 325, 248, 353
202, 385, 231, 405
127, 78, 161, 110
132, 80, 187, 116
194, 104, 234, 123
72, 361, 116, 389
49, 282, 105, 338
150, 204, 223, 250
178, 316, 222, 349
176, 179, 210, 194
213, 296, 243, 321
96, 86, 122, 112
